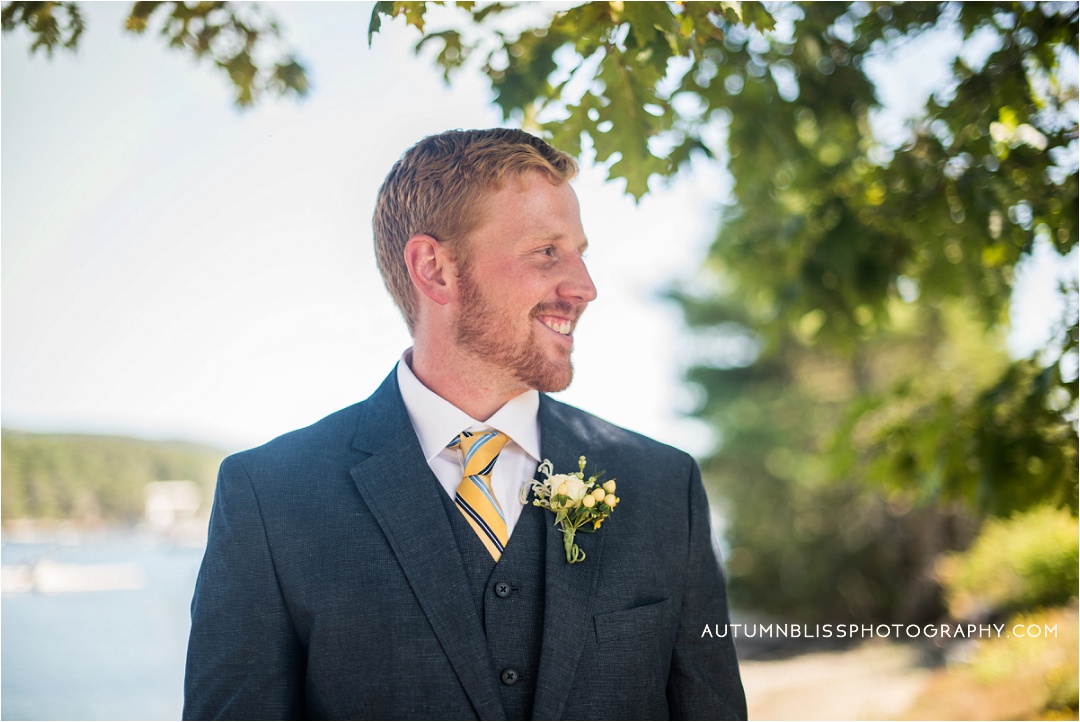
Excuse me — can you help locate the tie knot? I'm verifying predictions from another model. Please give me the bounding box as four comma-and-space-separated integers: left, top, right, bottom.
450, 429, 510, 478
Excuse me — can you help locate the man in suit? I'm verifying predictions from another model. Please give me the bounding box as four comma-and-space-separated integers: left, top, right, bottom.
184, 128, 746, 720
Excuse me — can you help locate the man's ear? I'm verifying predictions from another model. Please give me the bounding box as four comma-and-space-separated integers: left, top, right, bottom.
404, 234, 455, 306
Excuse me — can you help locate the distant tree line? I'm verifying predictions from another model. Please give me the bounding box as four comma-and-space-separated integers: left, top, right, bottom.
1, 430, 224, 524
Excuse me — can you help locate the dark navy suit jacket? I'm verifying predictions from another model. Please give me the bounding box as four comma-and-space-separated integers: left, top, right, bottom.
183, 369, 746, 720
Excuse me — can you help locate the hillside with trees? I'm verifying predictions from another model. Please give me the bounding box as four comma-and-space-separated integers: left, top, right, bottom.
1, 430, 224, 524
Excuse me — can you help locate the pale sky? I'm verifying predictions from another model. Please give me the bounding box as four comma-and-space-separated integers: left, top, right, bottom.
2, 2, 729, 453
2, 2, 1072, 455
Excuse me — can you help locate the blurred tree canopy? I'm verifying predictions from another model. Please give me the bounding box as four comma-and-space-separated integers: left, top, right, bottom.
1, 1, 308, 105
366, 0, 1077, 513
368, 1, 1078, 621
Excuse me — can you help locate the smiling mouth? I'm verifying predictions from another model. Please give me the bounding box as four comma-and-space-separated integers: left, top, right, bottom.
535, 312, 578, 336
535, 302, 584, 339
540, 317, 573, 335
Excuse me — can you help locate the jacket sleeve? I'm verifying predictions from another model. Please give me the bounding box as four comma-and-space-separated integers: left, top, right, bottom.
666, 459, 747, 720
183, 455, 305, 720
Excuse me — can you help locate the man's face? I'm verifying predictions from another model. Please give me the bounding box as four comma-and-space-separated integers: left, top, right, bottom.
451, 170, 597, 394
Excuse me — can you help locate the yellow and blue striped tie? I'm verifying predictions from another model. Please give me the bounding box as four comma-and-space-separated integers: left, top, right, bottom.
448, 429, 511, 562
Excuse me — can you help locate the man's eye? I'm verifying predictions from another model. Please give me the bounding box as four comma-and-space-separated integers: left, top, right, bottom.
539, 247, 556, 257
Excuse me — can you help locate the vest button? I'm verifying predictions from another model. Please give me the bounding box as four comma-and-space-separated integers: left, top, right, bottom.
494, 581, 512, 598
500, 668, 519, 686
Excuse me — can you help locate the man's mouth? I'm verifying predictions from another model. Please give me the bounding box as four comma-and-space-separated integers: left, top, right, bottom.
537, 315, 574, 336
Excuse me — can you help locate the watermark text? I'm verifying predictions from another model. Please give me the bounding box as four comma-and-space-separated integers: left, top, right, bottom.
701, 622, 1059, 640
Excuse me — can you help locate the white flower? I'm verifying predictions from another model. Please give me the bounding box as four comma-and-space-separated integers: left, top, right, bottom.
545, 473, 579, 498
559, 476, 589, 503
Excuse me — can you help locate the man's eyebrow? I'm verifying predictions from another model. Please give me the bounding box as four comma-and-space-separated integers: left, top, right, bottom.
529, 231, 589, 250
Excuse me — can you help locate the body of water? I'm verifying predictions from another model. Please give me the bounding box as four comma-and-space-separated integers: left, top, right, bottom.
2, 533, 205, 720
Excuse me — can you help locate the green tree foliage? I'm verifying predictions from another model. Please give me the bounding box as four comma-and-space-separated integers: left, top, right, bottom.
918, 509, 1079, 717
693, 297, 1002, 621
370, 1, 1078, 621
370, 1, 1078, 514
939, 505, 1079, 619
1, 430, 224, 523
369, 1, 776, 199
903, 606, 1078, 718
1, 1, 308, 106
0, 0, 83, 53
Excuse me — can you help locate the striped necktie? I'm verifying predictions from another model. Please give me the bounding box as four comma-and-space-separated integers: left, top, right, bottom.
448, 429, 511, 561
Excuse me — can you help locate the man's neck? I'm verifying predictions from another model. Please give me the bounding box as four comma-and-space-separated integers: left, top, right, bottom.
407, 346, 529, 422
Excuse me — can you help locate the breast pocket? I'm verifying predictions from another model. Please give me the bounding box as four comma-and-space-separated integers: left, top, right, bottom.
579, 599, 675, 719
593, 598, 672, 644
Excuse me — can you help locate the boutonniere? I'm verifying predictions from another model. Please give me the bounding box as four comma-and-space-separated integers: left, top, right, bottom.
527, 455, 619, 564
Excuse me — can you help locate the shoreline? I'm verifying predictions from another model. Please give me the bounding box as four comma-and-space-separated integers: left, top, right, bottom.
1, 517, 209, 547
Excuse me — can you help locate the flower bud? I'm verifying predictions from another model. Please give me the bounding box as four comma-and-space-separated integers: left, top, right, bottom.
582, 495, 596, 508
592, 488, 606, 501
557, 482, 568, 496
603, 480, 616, 493
606, 494, 619, 507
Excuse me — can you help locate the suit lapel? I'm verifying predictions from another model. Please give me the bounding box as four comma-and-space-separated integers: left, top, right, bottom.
349, 370, 506, 721
532, 396, 606, 720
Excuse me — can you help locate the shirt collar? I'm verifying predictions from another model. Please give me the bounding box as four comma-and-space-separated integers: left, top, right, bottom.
396, 350, 541, 463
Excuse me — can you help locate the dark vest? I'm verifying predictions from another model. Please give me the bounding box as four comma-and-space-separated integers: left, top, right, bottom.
441, 492, 546, 720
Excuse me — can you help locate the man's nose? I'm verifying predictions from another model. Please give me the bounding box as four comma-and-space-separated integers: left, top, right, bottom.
560, 254, 597, 304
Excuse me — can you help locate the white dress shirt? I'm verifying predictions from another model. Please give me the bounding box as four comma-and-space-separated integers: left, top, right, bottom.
396, 350, 541, 538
